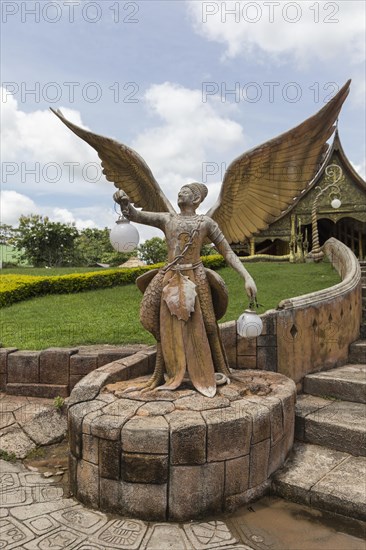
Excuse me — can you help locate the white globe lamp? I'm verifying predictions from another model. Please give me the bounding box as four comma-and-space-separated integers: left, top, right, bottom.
331, 197, 341, 209
237, 300, 263, 338
110, 217, 139, 253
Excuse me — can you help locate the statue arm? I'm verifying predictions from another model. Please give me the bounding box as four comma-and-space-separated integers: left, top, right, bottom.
113, 190, 167, 230
208, 221, 257, 299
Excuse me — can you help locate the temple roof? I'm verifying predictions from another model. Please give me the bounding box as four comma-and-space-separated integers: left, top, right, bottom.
272, 129, 366, 223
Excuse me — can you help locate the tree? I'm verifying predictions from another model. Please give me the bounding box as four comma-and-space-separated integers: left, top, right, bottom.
138, 237, 168, 265
13, 215, 79, 267
0, 224, 16, 245
74, 227, 133, 266
200, 244, 217, 256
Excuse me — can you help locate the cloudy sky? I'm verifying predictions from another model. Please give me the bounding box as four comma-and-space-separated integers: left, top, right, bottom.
1, 0, 365, 242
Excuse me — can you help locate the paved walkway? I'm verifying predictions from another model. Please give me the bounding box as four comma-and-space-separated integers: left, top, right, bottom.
0, 395, 365, 550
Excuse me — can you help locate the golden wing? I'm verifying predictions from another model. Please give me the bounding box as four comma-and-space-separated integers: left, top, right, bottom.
206, 79, 351, 243
50, 108, 176, 214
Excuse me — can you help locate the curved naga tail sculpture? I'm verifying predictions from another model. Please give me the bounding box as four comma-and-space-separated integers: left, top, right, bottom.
51, 79, 350, 396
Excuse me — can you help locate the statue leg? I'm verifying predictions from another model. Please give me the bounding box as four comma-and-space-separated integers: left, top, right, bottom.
124, 272, 166, 393
195, 272, 231, 378
140, 341, 165, 392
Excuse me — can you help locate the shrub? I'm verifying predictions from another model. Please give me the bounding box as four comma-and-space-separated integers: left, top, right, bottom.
0, 255, 226, 307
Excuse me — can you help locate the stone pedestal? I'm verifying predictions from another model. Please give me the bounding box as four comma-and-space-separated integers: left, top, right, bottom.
68, 370, 296, 521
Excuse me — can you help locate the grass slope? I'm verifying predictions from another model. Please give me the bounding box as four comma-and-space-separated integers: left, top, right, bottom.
0, 262, 339, 350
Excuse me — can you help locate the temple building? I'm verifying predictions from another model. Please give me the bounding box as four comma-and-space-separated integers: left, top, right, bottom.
234, 130, 366, 261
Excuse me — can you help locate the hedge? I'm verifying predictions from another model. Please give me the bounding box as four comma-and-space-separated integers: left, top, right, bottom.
0, 255, 226, 307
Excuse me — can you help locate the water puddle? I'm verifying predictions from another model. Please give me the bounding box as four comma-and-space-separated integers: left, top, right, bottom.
227, 495, 366, 550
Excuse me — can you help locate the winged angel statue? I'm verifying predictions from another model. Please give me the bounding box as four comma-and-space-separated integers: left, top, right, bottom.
51, 79, 350, 397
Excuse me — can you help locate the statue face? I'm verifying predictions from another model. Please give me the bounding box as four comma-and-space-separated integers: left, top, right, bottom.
177, 186, 195, 207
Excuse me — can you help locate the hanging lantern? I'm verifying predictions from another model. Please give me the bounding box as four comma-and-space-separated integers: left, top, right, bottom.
110, 217, 139, 253
237, 299, 263, 338
331, 197, 341, 209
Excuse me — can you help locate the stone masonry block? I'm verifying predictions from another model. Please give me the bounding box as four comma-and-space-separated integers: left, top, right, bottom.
7, 351, 40, 384
69, 453, 78, 497
0, 348, 17, 390
99, 438, 120, 479
68, 400, 105, 458
0, 348, 17, 372
99, 477, 123, 514
203, 408, 252, 462
268, 436, 286, 477
268, 398, 284, 445
0, 372, 6, 392
39, 347, 77, 385
237, 337, 257, 356
225, 454, 250, 497
169, 462, 224, 521
67, 370, 110, 406
77, 459, 100, 509
260, 311, 277, 336
5, 383, 69, 399
97, 350, 132, 367
167, 410, 206, 465
120, 481, 167, 521
249, 438, 271, 488
236, 355, 257, 370
82, 434, 99, 465
256, 334, 277, 348
70, 354, 98, 376
248, 402, 271, 444
91, 415, 126, 441
219, 321, 237, 368
122, 416, 169, 454
69, 375, 83, 391
256, 346, 277, 372
121, 452, 168, 484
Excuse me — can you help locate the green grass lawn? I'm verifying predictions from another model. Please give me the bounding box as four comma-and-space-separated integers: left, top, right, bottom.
0, 262, 340, 350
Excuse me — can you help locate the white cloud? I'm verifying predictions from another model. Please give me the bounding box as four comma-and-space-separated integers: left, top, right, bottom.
131, 82, 245, 209
1, 89, 108, 197
187, 1, 365, 65
0, 190, 109, 231
0, 191, 38, 225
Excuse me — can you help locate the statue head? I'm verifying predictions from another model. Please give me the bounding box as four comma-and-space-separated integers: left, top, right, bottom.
178, 183, 208, 208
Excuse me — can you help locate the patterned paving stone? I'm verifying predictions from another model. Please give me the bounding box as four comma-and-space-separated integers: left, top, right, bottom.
92, 518, 148, 549
24, 527, 86, 549
183, 520, 238, 549
0, 516, 35, 549
23, 514, 60, 536
140, 524, 193, 549
0, 486, 33, 508
51, 505, 107, 535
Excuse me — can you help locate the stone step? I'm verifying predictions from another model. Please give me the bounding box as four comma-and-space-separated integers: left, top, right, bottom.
272, 442, 366, 521
349, 341, 366, 364
304, 364, 366, 403
295, 394, 366, 456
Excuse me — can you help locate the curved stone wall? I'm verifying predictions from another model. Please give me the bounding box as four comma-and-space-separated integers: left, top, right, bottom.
276, 238, 361, 384
219, 238, 362, 386
68, 368, 296, 521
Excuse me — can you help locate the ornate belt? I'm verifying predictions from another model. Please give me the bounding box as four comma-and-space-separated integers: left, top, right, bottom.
171, 261, 202, 271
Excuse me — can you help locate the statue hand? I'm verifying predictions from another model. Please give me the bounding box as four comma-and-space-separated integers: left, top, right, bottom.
245, 276, 257, 300
113, 189, 130, 205
113, 190, 131, 216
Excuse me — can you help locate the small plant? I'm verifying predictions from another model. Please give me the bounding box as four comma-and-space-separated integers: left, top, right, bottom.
26, 447, 45, 460
0, 449, 17, 462
53, 396, 65, 410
